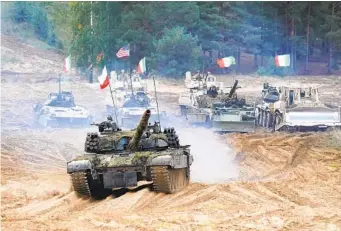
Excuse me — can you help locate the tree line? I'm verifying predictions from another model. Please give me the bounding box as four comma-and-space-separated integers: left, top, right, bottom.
5, 2, 341, 77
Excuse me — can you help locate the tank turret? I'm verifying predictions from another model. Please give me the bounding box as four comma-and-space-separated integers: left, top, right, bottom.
127, 109, 151, 150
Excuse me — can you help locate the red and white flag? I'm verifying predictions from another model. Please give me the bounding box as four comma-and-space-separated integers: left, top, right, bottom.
137, 57, 146, 74
275, 54, 290, 67
64, 55, 71, 72
98, 66, 110, 89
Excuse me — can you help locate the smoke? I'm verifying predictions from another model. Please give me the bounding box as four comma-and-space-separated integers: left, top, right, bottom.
164, 114, 239, 184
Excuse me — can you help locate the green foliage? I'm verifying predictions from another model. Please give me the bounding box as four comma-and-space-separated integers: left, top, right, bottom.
7, 1, 341, 76
154, 27, 201, 77
8, 2, 61, 48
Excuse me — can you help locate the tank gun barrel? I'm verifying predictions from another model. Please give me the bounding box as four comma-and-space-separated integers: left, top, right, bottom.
127, 109, 151, 150
228, 80, 239, 98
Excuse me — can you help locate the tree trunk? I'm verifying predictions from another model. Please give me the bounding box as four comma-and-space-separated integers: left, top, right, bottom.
305, 2, 311, 72
328, 2, 335, 74
254, 54, 258, 68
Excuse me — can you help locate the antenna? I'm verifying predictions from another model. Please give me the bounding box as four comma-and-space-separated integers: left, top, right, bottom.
58, 73, 62, 94
107, 72, 119, 125
128, 43, 134, 97
151, 73, 161, 129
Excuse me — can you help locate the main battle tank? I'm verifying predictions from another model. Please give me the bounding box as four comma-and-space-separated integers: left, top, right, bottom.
67, 110, 193, 198
33, 91, 92, 127
210, 80, 256, 133
118, 92, 167, 128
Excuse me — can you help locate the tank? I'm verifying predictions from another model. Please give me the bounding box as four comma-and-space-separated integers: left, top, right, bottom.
256, 84, 341, 132
33, 90, 92, 128
67, 110, 193, 198
117, 91, 168, 129
178, 72, 225, 125
210, 80, 256, 133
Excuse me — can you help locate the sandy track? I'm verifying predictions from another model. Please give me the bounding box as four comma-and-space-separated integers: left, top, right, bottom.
2, 131, 341, 230
2, 35, 341, 230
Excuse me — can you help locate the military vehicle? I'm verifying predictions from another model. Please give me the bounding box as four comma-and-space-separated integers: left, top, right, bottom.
33, 89, 92, 128
67, 109, 193, 198
256, 83, 341, 132
179, 71, 225, 125
210, 80, 256, 133
117, 91, 167, 129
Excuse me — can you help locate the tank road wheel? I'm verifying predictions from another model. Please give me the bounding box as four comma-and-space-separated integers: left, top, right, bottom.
85, 133, 99, 153
151, 166, 189, 194
71, 171, 110, 199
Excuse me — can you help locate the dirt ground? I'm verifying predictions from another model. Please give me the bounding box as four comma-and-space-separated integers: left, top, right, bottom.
1, 35, 341, 231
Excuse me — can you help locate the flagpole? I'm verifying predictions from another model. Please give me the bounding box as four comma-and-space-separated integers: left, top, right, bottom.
128, 44, 134, 97
58, 73, 62, 94
151, 73, 161, 128
108, 78, 119, 125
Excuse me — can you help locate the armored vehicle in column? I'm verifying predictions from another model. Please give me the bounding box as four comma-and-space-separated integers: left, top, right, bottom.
256, 83, 341, 131
33, 86, 92, 128
209, 80, 256, 133
67, 110, 193, 198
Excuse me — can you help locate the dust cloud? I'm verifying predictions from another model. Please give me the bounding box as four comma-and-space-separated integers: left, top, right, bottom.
162, 113, 239, 184
178, 127, 238, 183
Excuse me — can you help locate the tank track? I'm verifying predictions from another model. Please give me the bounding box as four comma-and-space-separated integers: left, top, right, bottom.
71, 172, 91, 197
71, 171, 110, 199
151, 166, 189, 194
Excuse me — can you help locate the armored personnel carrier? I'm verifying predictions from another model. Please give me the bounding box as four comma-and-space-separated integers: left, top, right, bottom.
33, 90, 92, 128
67, 110, 193, 198
256, 83, 341, 132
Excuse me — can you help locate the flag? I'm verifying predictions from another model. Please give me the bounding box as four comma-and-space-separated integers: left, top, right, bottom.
137, 57, 146, 74
217, 56, 236, 68
98, 66, 109, 89
275, 54, 290, 67
116, 44, 130, 58
64, 55, 71, 72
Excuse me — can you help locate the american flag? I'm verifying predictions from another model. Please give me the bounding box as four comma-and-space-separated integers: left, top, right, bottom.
116, 44, 130, 58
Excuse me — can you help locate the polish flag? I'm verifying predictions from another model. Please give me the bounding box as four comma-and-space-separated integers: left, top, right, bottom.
98, 66, 110, 89
137, 57, 146, 74
275, 54, 290, 67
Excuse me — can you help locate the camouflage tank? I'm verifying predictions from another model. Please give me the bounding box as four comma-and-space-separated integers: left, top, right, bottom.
210, 80, 256, 133
67, 110, 193, 198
